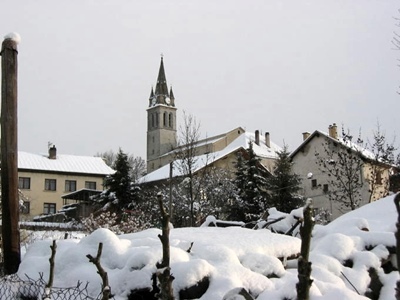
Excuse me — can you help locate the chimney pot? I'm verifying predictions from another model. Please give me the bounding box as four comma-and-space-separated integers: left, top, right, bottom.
265, 132, 270, 148
49, 145, 57, 159
302, 132, 311, 141
255, 130, 260, 146
328, 123, 338, 139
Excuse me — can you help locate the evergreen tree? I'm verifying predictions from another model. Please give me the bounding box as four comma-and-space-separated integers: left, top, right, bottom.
101, 148, 140, 209
266, 145, 303, 213
244, 142, 268, 221
231, 142, 268, 222
228, 151, 247, 221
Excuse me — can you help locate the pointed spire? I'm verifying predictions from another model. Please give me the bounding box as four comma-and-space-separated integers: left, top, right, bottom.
149, 87, 154, 99
169, 86, 175, 107
154, 56, 169, 99
148, 87, 154, 107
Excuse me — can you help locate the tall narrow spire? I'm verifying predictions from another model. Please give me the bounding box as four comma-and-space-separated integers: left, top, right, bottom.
154, 56, 169, 97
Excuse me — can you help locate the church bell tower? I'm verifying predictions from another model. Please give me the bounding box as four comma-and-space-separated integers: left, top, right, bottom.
146, 57, 177, 172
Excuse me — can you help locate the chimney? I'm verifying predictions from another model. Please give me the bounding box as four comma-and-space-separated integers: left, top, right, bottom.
328, 123, 338, 140
255, 130, 260, 146
302, 132, 310, 141
49, 145, 57, 159
265, 132, 270, 148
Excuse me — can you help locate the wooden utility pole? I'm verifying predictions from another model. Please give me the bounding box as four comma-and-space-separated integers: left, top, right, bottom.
1, 34, 21, 274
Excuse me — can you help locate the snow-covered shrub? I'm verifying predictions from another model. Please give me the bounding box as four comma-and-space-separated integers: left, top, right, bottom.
82, 209, 153, 234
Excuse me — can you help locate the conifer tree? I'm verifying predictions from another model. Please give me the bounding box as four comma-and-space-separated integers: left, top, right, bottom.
244, 142, 268, 221
228, 151, 247, 221
102, 148, 140, 209
231, 142, 268, 222
266, 145, 303, 213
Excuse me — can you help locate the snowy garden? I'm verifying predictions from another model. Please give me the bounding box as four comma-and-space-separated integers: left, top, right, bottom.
6, 193, 398, 300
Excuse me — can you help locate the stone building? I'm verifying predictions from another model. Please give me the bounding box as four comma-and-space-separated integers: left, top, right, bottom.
290, 124, 393, 220
144, 58, 282, 183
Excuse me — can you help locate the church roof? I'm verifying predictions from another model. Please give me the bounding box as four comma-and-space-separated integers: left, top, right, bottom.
141, 128, 282, 183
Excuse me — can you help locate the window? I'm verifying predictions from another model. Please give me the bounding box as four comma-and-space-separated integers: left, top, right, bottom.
169, 113, 173, 128
375, 171, 382, 185
85, 181, 97, 190
21, 201, 30, 214
18, 177, 31, 189
65, 180, 77, 192
45, 179, 57, 191
323, 184, 329, 193
43, 203, 56, 214
311, 179, 317, 188
163, 112, 167, 126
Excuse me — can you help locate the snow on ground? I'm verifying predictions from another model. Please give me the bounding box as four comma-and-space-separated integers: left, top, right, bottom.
17, 194, 399, 299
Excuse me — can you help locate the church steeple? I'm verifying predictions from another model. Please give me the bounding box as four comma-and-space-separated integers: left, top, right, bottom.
146, 56, 177, 173
148, 56, 173, 106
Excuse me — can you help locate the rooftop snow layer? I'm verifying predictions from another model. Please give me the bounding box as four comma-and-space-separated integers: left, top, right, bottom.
18, 151, 114, 175
141, 130, 282, 183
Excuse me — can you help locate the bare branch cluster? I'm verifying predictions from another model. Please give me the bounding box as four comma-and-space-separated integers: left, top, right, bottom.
315, 131, 364, 211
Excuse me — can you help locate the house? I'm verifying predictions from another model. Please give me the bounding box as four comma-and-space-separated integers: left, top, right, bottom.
290, 123, 393, 220
143, 57, 282, 183
17, 145, 114, 221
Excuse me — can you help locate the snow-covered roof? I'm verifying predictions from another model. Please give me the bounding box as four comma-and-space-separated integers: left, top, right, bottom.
18, 151, 114, 175
290, 130, 379, 163
243, 131, 282, 159
141, 130, 282, 183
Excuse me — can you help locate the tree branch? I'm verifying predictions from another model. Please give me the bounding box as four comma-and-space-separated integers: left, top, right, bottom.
87, 243, 111, 300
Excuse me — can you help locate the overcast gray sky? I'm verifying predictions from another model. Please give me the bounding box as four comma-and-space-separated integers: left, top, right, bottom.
1, 0, 399, 160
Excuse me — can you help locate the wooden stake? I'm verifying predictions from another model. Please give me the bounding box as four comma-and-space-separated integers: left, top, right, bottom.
296, 199, 314, 300
156, 193, 174, 300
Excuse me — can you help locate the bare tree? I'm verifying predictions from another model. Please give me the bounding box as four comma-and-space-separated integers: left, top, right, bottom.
175, 111, 201, 226
366, 122, 397, 202
96, 150, 146, 182
315, 128, 364, 212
